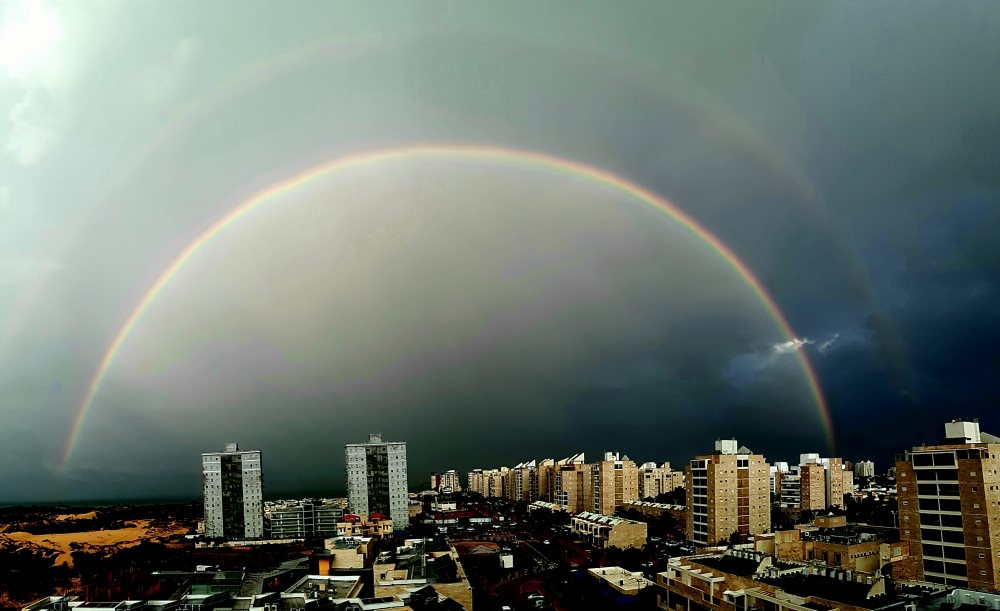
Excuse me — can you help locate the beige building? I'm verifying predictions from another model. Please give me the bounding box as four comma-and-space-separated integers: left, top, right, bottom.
799, 463, 827, 511
784, 454, 853, 511
336, 513, 394, 538
755, 518, 914, 576
639, 461, 684, 499
505, 460, 536, 502
896, 419, 1000, 592
467, 467, 508, 498
536, 458, 556, 502
318, 536, 376, 570
570, 511, 647, 549
686, 439, 770, 546
585, 452, 639, 515
552, 453, 588, 513
656, 549, 924, 611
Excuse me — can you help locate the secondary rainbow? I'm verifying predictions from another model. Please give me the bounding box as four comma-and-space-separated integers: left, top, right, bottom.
61, 144, 835, 467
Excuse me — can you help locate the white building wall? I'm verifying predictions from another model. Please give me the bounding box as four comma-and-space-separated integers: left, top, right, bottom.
345, 435, 408, 529
201, 445, 263, 539
202, 454, 223, 538
346, 444, 370, 515
241, 450, 264, 538
387, 442, 408, 529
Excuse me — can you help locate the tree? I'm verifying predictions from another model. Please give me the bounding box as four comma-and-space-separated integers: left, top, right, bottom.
728, 530, 742, 546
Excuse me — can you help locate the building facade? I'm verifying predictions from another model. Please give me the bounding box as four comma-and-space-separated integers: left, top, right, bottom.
570, 511, 647, 549
586, 452, 639, 515
854, 460, 876, 478
896, 419, 1000, 592
268, 500, 343, 539
639, 461, 685, 500
686, 439, 770, 546
552, 453, 587, 513
345, 433, 408, 529
202, 442, 264, 539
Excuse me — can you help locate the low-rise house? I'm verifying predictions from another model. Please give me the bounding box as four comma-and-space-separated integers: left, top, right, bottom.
570, 511, 647, 549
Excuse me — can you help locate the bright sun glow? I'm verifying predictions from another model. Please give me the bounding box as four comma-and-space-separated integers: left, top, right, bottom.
0, 0, 62, 77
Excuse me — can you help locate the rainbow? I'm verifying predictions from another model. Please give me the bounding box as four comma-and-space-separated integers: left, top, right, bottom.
61, 144, 835, 467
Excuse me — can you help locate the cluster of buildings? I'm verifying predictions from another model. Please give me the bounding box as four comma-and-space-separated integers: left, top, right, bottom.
771, 453, 854, 512
19, 417, 1000, 611
24, 558, 471, 611
201, 433, 409, 540
467, 451, 685, 514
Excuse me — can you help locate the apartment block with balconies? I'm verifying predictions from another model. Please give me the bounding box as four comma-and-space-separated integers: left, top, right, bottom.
896, 419, 1000, 592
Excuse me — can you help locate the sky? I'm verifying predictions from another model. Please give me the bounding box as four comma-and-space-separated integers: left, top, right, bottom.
1, 1, 998, 503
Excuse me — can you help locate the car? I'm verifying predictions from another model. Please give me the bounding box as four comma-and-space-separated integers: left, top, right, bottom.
543, 539, 550, 544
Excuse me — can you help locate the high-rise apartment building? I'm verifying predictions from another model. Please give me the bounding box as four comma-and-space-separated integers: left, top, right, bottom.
467, 467, 507, 498
639, 462, 684, 500
505, 461, 537, 503
800, 462, 828, 511
780, 454, 851, 511
431, 470, 462, 493
346, 433, 408, 529
440, 470, 461, 492
586, 452, 639, 515
537, 458, 556, 502
769, 462, 790, 495
202, 442, 264, 539
686, 439, 770, 546
854, 460, 876, 478
552, 453, 587, 513
896, 420, 1000, 592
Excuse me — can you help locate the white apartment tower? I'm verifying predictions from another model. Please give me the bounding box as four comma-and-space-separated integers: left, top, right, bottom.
346, 433, 408, 529
202, 442, 264, 539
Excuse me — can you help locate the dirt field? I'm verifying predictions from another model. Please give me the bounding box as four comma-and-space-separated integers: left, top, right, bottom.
0, 519, 186, 568
54, 511, 97, 521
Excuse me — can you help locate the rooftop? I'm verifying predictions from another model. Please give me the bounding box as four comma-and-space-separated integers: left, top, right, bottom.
760, 572, 902, 610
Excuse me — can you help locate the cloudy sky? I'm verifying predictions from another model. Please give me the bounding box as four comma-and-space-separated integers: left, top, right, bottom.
1, 1, 997, 502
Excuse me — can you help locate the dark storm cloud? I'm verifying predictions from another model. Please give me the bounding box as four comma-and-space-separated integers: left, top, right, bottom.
1, 1, 998, 501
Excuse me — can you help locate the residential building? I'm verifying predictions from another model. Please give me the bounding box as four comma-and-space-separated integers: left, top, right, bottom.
536, 458, 556, 502
588, 567, 652, 596
770, 462, 790, 495
467, 468, 484, 496
656, 549, 939, 611
623, 500, 687, 531
467, 466, 507, 498
781, 454, 852, 511
336, 512, 394, 538
755, 518, 915, 576
800, 462, 828, 511
571, 511, 648, 549
552, 453, 587, 513
855, 460, 876, 478
639, 461, 685, 499
779, 469, 801, 509
439, 470, 461, 493
202, 442, 264, 539
896, 419, 1000, 592
506, 460, 536, 502
586, 451, 639, 515
686, 439, 770, 546
268, 499, 344, 539
430, 470, 462, 493
346, 433, 409, 529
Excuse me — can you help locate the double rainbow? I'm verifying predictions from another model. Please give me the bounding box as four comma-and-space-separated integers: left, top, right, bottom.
61, 144, 834, 468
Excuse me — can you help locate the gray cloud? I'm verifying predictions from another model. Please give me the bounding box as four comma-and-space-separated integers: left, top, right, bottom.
0, 1, 997, 501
